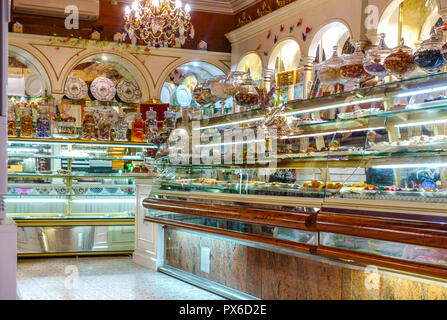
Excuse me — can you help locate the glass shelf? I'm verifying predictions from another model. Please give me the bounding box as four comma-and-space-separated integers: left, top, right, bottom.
8, 172, 143, 179
8, 137, 157, 149
7, 153, 148, 162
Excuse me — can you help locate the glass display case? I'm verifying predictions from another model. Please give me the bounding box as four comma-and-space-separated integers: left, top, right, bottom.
7, 96, 157, 256
145, 71, 447, 278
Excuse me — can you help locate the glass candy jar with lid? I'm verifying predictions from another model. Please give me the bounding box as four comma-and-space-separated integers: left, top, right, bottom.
8, 105, 16, 137
318, 46, 344, 86
97, 108, 112, 141
114, 111, 129, 142
384, 38, 416, 80
234, 78, 260, 110
36, 105, 51, 138
82, 106, 97, 140
363, 33, 392, 84
340, 42, 371, 89
414, 31, 447, 74
145, 107, 157, 141
20, 107, 33, 137
164, 108, 176, 130
192, 79, 217, 106
131, 113, 145, 142
209, 75, 232, 101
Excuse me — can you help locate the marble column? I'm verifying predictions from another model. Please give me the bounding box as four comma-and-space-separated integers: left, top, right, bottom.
301, 56, 315, 99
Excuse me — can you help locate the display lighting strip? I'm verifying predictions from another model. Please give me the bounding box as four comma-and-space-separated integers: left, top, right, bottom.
4, 199, 67, 203
71, 199, 136, 204
278, 98, 384, 117
395, 85, 447, 98
194, 117, 265, 131
7, 140, 157, 149
374, 163, 447, 169
198, 139, 266, 148
281, 127, 385, 139
394, 119, 447, 128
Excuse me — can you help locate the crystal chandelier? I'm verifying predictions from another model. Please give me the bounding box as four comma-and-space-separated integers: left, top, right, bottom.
124, 0, 195, 48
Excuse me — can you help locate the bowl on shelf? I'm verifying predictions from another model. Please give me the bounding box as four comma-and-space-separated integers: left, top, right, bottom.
105, 187, 118, 195
15, 187, 33, 195
90, 187, 104, 194
54, 187, 69, 195
36, 186, 52, 195
72, 186, 88, 195
120, 187, 135, 195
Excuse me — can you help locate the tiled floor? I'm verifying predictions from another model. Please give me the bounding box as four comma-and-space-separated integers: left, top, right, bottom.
17, 256, 224, 300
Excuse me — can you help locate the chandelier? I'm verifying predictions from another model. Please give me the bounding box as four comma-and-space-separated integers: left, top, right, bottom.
124, 0, 195, 48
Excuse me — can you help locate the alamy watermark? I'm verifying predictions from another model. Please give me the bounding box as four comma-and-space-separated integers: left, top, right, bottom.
65, 5, 79, 30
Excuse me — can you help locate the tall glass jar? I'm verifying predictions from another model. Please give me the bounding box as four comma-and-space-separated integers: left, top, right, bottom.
36, 105, 51, 138
414, 31, 447, 74
318, 46, 344, 86
234, 78, 260, 110
145, 107, 157, 141
363, 33, 392, 84
384, 38, 416, 80
340, 42, 371, 89
20, 107, 33, 137
82, 107, 97, 140
8, 107, 16, 137
164, 108, 175, 130
131, 113, 145, 142
114, 111, 129, 142
97, 108, 112, 141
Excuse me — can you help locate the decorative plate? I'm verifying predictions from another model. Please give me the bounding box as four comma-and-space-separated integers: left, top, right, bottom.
160, 82, 174, 104
174, 85, 192, 107
25, 74, 44, 97
90, 77, 116, 102
116, 80, 142, 103
65, 76, 88, 100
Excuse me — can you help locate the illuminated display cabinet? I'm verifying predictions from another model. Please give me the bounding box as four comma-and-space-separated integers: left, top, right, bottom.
143, 72, 447, 297
7, 132, 156, 256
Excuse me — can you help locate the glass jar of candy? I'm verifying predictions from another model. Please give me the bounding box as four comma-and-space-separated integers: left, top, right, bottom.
164, 108, 176, 130
340, 41, 371, 89
414, 31, 447, 74
234, 78, 260, 110
8, 107, 16, 137
384, 38, 416, 80
20, 107, 33, 137
97, 108, 112, 141
145, 107, 157, 140
192, 80, 218, 106
209, 75, 233, 101
131, 113, 145, 142
114, 111, 129, 142
36, 105, 51, 138
363, 33, 391, 84
82, 107, 97, 140
318, 46, 344, 86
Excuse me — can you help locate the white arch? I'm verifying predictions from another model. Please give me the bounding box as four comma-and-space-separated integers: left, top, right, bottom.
8, 45, 52, 95
60, 51, 151, 101
308, 20, 352, 58
236, 51, 264, 80
267, 38, 301, 71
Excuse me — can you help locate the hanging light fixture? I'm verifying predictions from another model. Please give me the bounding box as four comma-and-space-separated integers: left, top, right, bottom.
124, 0, 195, 48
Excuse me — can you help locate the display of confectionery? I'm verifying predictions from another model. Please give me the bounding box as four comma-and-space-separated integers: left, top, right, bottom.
7, 107, 16, 137
131, 112, 145, 142
413, 31, 447, 74
114, 111, 129, 142
340, 41, 371, 88
363, 33, 391, 84
318, 46, 343, 86
234, 78, 260, 109
82, 107, 97, 140
19, 107, 33, 137
36, 105, 50, 138
384, 38, 416, 80
97, 108, 112, 141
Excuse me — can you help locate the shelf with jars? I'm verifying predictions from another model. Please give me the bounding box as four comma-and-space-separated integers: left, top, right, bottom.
141, 67, 447, 281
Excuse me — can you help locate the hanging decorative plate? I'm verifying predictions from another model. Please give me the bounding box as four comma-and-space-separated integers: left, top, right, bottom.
174, 85, 192, 107
116, 80, 142, 103
25, 74, 44, 97
90, 77, 116, 101
65, 76, 88, 100
160, 82, 174, 104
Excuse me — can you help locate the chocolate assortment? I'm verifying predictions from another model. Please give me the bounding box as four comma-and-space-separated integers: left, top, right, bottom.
414, 49, 445, 73
384, 49, 416, 78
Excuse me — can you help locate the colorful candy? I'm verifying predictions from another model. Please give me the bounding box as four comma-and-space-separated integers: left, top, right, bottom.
192, 88, 217, 105
234, 92, 259, 107
340, 64, 370, 81
414, 49, 446, 74
384, 50, 416, 78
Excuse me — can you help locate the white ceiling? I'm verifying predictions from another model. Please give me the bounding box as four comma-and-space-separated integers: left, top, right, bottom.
113, 0, 259, 14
